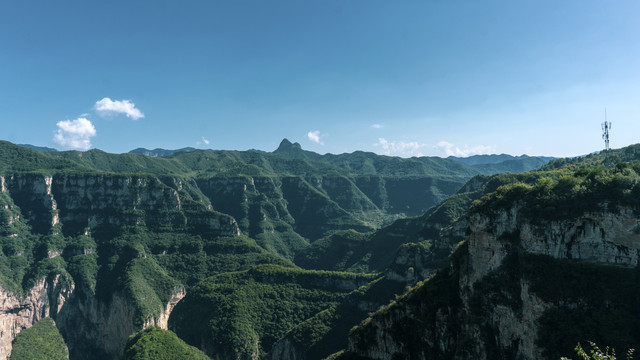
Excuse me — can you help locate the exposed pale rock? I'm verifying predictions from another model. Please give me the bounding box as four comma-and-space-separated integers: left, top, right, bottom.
348, 205, 640, 360
0, 275, 74, 360
0, 173, 238, 358
143, 287, 186, 330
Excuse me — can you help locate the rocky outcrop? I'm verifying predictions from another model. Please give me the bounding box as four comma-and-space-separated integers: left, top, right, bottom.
0, 173, 231, 359
465, 207, 640, 287
268, 338, 305, 360
197, 175, 373, 241
4, 174, 240, 237
385, 215, 467, 283
143, 287, 186, 330
3, 174, 58, 234
0, 274, 74, 360
56, 286, 186, 360
0, 275, 186, 360
346, 206, 640, 360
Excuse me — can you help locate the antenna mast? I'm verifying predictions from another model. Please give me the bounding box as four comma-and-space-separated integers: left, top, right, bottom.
602, 109, 611, 151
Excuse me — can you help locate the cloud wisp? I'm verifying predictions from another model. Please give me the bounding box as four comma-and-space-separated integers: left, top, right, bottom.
371, 124, 383, 129
374, 138, 425, 157
95, 97, 144, 120
53, 118, 97, 150
197, 137, 210, 146
307, 130, 324, 145
433, 141, 495, 157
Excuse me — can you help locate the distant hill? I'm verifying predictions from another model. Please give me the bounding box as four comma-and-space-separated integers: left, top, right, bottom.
128, 147, 197, 157
17, 144, 58, 152
448, 153, 554, 165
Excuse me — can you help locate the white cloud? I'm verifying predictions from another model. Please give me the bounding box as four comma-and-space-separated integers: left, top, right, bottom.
374, 138, 425, 157
433, 141, 496, 157
307, 130, 324, 145
94, 97, 144, 120
371, 124, 383, 129
197, 137, 210, 146
53, 118, 97, 150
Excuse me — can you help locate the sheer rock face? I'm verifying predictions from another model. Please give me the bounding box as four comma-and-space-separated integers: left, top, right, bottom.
143, 288, 186, 330
3, 174, 59, 233
0, 274, 74, 360
347, 206, 640, 360
55, 286, 186, 360
0, 280, 185, 360
0, 174, 224, 359
268, 338, 305, 360
3, 174, 240, 237
465, 207, 640, 287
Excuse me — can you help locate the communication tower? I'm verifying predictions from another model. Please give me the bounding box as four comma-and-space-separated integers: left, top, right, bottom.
602, 110, 611, 151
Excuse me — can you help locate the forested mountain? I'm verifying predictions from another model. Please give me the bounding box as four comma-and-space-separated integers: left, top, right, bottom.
333, 147, 640, 360
448, 153, 554, 165
0, 138, 606, 360
128, 147, 197, 157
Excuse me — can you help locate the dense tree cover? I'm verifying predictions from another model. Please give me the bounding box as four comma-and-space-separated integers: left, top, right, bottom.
294, 230, 374, 272
9, 318, 68, 360
332, 146, 640, 359
343, 247, 466, 360
473, 162, 640, 221
0, 141, 86, 174
0, 139, 564, 359
274, 276, 406, 360
3, 139, 551, 179
87, 230, 301, 326
123, 327, 209, 360
542, 144, 640, 171
169, 264, 377, 359
294, 169, 571, 275
449, 153, 554, 166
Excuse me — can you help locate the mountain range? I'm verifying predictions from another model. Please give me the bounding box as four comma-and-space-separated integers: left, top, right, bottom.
1, 139, 637, 360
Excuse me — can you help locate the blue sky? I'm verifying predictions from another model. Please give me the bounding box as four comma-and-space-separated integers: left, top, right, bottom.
1, 1, 639, 157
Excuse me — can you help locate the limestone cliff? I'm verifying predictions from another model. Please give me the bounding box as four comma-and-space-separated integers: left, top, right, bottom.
345, 205, 640, 360
0, 276, 185, 360
4, 174, 240, 237
0, 173, 224, 359
0, 274, 73, 360
55, 286, 186, 359
197, 175, 376, 241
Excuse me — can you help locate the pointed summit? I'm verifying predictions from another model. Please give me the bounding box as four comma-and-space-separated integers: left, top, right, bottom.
273, 138, 321, 160
275, 138, 302, 152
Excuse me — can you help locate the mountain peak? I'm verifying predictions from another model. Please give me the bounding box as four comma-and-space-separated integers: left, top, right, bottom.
275, 138, 302, 152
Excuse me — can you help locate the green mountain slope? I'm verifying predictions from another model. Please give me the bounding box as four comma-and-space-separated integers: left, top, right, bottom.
337, 145, 640, 360
123, 327, 209, 360
9, 318, 68, 360
169, 264, 377, 359
449, 153, 554, 166
0, 138, 555, 360
296, 161, 593, 279
268, 276, 406, 360
129, 147, 196, 157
